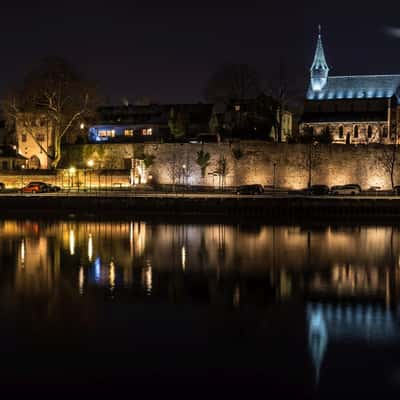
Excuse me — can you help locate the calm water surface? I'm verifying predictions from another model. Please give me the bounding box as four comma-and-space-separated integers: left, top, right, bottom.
1, 218, 400, 397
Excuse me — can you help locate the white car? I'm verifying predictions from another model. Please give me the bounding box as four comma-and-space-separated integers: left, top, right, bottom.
331, 184, 361, 195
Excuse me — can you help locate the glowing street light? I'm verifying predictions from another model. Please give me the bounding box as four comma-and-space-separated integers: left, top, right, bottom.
80, 123, 85, 130
87, 159, 94, 168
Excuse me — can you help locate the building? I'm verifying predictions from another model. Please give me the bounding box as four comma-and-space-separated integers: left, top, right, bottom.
300, 27, 400, 144
88, 103, 213, 143
16, 113, 54, 169
212, 95, 293, 142
0, 145, 27, 170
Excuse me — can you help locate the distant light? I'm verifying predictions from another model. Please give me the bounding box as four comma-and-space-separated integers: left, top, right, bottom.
87, 160, 94, 168
69, 166, 76, 174
80, 123, 85, 130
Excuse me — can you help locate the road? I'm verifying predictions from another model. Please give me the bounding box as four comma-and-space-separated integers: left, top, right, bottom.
0, 191, 399, 199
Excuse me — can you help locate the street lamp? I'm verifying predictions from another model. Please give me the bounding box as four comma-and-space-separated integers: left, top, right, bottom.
182, 164, 186, 186
87, 160, 94, 192
69, 166, 76, 190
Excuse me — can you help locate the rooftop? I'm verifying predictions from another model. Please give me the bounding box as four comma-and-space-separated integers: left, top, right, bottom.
307, 75, 400, 101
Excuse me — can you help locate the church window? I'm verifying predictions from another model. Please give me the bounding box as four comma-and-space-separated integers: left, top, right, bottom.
339, 126, 344, 139
367, 126, 372, 139
354, 125, 359, 139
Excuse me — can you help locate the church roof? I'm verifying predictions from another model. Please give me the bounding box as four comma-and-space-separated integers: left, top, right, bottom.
307, 75, 400, 101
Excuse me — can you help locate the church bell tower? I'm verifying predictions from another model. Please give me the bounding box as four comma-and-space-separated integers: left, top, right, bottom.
310, 25, 329, 91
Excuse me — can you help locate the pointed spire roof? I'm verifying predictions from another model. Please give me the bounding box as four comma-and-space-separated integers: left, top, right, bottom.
311, 25, 329, 72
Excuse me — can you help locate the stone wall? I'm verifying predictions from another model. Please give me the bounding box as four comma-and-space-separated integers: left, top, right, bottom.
1, 142, 396, 190
58, 142, 398, 190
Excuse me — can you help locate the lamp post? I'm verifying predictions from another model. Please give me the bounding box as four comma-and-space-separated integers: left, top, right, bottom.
69, 166, 76, 190
87, 160, 94, 192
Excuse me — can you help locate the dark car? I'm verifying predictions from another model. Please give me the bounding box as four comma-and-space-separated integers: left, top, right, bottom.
306, 184, 330, 195
236, 184, 264, 195
22, 182, 49, 194
47, 184, 61, 192
0, 183, 5, 192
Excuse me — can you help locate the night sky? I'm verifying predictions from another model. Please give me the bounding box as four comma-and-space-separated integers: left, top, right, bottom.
1, 0, 400, 104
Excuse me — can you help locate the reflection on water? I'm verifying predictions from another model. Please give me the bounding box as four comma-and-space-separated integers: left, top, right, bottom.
1, 219, 400, 393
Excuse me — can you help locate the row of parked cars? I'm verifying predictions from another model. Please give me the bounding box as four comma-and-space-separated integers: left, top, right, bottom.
0, 181, 61, 193
305, 184, 400, 195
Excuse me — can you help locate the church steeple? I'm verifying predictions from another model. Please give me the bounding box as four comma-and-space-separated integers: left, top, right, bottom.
310, 25, 329, 91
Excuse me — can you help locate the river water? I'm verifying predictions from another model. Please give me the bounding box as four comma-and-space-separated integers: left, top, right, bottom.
1, 218, 400, 397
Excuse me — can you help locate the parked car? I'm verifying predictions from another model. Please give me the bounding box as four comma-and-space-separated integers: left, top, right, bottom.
393, 186, 400, 195
331, 184, 361, 195
0, 183, 5, 192
21, 182, 49, 194
305, 184, 330, 195
47, 184, 61, 192
236, 184, 264, 195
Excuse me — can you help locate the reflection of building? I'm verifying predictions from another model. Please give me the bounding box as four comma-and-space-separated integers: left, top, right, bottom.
301, 27, 400, 144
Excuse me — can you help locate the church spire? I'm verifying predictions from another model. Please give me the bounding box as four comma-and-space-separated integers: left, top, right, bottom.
310, 25, 329, 91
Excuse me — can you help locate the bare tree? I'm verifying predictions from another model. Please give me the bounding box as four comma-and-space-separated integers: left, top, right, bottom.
378, 144, 398, 189
213, 155, 229, 189
4, 57, 99, 168
266, 59, 303, 142
298, 143, 322, 188
204, 64, 260, 103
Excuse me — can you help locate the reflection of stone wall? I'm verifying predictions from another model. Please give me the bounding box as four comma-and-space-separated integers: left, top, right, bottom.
61, 142, 398, 190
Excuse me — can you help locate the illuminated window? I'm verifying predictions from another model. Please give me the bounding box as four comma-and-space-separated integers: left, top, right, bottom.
354, 125, 359, 139
142, 128, 153, 136
124, 129, 134, 137
338, 126, 344, 139
235, 105, 241, 112
36, 133, 45, 142
98, 129, 115, 138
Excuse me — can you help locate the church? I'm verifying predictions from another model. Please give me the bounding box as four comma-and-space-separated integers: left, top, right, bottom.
300, 28, 400, 144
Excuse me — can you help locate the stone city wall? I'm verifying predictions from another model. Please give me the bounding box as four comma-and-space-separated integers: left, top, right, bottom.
60, 142, 396, 190
2, 142, 397, 190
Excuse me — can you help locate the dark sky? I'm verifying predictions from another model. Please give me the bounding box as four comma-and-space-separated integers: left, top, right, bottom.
1, 0, 400, 104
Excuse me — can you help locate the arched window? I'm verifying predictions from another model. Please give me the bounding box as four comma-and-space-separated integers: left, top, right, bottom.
367, 125, 372, 139
29, 155, 41, 169
354, 125, 359, 139
339, 126, 344, 139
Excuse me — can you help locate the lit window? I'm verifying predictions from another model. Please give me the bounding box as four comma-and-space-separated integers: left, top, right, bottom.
235, 105, 241, 112
124, 129, 134, 136
98, 129, 115, 138
142, 128, 153, 136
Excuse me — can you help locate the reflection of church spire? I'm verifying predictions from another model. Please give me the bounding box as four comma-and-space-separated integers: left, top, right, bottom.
308, 306, 328, 384
310, 25, 329, 91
